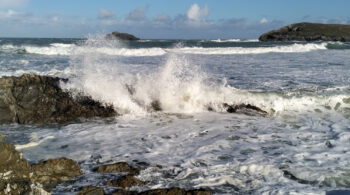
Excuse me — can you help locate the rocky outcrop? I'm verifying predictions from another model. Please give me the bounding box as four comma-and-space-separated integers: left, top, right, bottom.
112, 187, 212, 195
0, 74, 116, 124
223, 103, 268, 116
106, 31, 140, 41
107, 175, 146, 188
94, 162, 140, 175
0, 137, 82, 194
31, 158, 83, 191
259, 22, 350, 42
76, 186, 105, 195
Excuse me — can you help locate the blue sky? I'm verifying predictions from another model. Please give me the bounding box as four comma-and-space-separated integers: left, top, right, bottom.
1, 0, 350, 39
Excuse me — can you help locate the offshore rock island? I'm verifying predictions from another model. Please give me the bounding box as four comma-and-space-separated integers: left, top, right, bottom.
106, 31, 140, 41
259, 22, 350, 42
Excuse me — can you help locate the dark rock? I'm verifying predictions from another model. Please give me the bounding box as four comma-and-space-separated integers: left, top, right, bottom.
0, 142, 49, 194
107, 175, 146, 188
76, 186, 105, 195
223, 103, 267, 116
112, 187, 212, 195
139, 187, 212, 195
94, 162, 140, 175
31, 157, 83, 191
0, 74, 116, 124
259, 22, 350, 42
325, 140, 334, 148
106, 31, 140, 41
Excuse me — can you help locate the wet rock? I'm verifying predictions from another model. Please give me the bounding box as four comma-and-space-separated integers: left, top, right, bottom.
94, 162, 140, 175
112, 188, 212, 195
76, 186, 105, 195
139, 187, 212, 195
259, 22, 350, 42
106, 31, 140, 41
31, 157, 83, 191
325, 140, 334, 148
0, 142, 49, 195
223, 103, 267, 116
107, 175, 146, 188
0, 74, 116, 124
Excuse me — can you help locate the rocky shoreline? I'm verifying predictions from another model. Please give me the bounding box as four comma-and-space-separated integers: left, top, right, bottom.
0, 135, 212, 195
259, 22, 350, 42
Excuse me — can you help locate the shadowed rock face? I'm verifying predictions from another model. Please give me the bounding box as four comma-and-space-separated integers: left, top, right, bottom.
94, 162, 140, 175
31, 158, 83, 191
106, 31, 140, 41
0, 136, 83, 194
0, 74, 116, 124
259, 22, 350, 42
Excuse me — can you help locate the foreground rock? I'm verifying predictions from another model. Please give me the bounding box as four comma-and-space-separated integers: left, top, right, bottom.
0, 74, 116, 124
259, 22, 350, 42
31, 158, 83, 191
94, 162, 140, 175
0, 137, 82, 194
76, 186, 105, 195
106, 31, 140, 41
112, 187, 212, 195
107, 175, 146, 188
223, 103, 268, 116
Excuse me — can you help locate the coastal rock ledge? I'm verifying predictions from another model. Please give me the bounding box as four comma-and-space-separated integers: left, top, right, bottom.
106, 31, 140, 41
259, 22, 350, 42
0, 74, 116, 124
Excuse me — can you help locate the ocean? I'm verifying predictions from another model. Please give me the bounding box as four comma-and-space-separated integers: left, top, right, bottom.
0, 36, 350, 194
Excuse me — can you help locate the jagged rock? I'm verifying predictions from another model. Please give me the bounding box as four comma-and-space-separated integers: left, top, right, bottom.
139, 187, 212, 195
31, 157, 83, 191
94, 162, 140, 175
0, 142, 50, 195
259, 22, 350, 42
107, 175, 146, 188
112, 188, 212, 195
0, 74, 116, 124
223, 103, 267, 116
76, 186, 105, 195
106, 31, 140, 41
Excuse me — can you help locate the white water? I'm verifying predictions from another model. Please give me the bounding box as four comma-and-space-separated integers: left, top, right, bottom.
0, 42, 327, 56
1, 37, 350, 194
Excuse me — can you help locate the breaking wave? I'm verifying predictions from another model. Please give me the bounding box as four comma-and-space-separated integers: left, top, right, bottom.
63, 37, 350, 117
0, 42, 329, 56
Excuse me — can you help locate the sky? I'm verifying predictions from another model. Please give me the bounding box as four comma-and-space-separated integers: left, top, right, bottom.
0, 0, 350, 39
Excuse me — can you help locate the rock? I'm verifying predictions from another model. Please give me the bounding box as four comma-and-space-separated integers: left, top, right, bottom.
0, 142, 49, 195
31, 157, 83, 191
94, 162, 140, 175
223, 103, 267, 116
139, 187, 212, 195
107, 175, 146, 188
76, 186, 105, 195
0, 74, 116, 124
112, 188, 212, 195
0, 134, 3, 142
259, 22, 350, 42
106, 31, 140, 41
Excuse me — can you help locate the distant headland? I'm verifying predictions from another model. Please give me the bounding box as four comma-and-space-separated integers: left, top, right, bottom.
259, 22, 350, 42
106, 31, 140, 41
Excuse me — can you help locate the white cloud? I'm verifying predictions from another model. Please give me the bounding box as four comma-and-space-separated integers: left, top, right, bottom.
126, 7, 147, 21
98, 9, 115, 20
98, 9, 116, 25
187, 4, 208, 21
0, 0, 28, 8
260, 17, 268, 24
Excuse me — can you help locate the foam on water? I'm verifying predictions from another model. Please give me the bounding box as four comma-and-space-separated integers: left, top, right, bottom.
0, 41, 328, 56
63, 37, 348, 118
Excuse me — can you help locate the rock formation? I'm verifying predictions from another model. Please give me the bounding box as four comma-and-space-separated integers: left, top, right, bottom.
106, 31, 140, 41
0, 134, 82, 194
259, 22, 350, 42
0, 74, 116, 124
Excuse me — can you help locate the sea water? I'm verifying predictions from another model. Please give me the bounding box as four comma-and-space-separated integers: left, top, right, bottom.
0, 36, 350, 194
